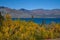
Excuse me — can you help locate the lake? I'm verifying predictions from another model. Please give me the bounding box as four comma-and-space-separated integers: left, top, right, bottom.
12, 18, 60, 24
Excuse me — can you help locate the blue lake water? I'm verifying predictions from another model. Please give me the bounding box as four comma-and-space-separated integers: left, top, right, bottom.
12, 18, 60, 24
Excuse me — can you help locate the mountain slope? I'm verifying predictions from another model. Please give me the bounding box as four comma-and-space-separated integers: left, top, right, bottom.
0, 6, 60, 18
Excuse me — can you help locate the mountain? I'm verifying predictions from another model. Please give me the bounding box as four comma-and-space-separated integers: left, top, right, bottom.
0, 6, 60, 18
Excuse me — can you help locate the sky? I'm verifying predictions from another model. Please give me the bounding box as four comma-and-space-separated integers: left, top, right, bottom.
0, 0, 60, 10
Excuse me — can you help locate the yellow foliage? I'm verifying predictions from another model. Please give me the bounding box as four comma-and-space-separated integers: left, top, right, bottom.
0, 14, 60, 40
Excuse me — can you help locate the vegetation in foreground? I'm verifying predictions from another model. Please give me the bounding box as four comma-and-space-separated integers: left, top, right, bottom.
0, 12, 60, 40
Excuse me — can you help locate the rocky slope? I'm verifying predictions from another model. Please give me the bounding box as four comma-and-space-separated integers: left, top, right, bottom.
0, 6, 60, 18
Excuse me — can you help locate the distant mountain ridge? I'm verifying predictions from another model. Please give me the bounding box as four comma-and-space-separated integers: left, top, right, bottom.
0, 6, 60, 18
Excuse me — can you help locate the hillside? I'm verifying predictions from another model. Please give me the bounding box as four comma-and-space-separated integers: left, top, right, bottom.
0, 6, 60, 18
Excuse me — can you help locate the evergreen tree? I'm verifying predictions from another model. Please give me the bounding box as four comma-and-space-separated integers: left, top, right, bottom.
31, 15, 34, 21
0, 12, 4, 26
